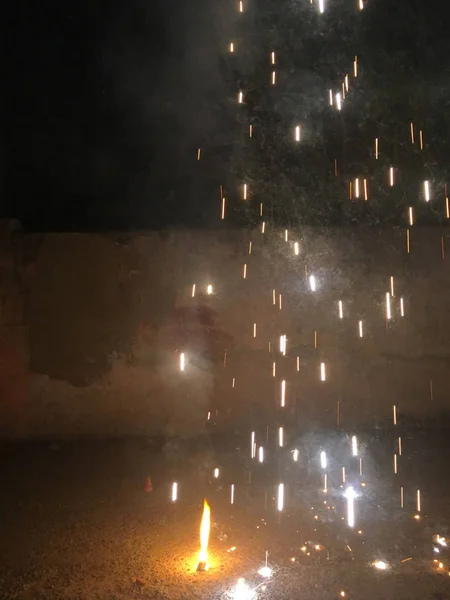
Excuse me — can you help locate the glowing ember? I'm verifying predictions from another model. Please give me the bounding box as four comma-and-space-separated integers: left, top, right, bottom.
197, 499, 211, 571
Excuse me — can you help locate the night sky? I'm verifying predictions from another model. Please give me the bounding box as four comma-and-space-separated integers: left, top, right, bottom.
7, 0, 450, 231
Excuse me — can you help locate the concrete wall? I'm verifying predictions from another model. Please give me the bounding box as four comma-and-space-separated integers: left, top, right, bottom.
0, 222, 449, 437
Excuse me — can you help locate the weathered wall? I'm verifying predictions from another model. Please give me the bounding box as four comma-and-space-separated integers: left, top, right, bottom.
0, 223, 449, 437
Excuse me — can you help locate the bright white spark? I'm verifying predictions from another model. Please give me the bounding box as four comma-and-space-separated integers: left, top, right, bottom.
373, 560, 389, 570
258, 566, 272, 578
231, 484, 235, 504
179, 353, 185, 371
320, 362, 326, 381
386, 292, 392, 320
338, 300, 343, 319
295, 125, 301, 141
320, 451, 327, 469
281, 380, 286, 407
400, 297, 405, 317
231, 578, 255, 600
318, 0, 325, 13
309, 275, 316, 291
335, 92, 342, 111
278, 427, 284, 447
214, 468, 219, 479
171, 482, 178, 501
293, 448, 299, 462
345, 486, 356, 528
277, 483, 284, 511
294, 242, 300, 255
207, 284, 213, 295
251, 432, 255, 458
258, 446, 264, 463
424, 180, 430, 202
351, 435, 358, 456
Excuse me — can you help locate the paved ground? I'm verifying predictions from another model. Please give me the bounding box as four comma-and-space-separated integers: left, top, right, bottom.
0, 433, 449, 600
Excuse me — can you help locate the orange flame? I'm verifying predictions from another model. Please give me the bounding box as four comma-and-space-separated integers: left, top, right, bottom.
198, 499, 211, 568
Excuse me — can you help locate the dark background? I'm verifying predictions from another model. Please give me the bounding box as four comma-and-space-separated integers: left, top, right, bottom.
7, 0, 450, 230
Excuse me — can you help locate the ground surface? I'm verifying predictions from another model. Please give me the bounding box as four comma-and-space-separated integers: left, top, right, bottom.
0, 432, 449, 600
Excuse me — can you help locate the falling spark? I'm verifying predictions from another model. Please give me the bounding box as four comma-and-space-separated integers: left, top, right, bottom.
389, 167, 395, 186
364, 178, 368, 200
277, 483, 284, 511
253, 323, 257, 338
335, 92, 342, 111
419, 129, 424, 150
351, 435, 358, 456
296, 356, 300, 371
400, 297, 405, 317
345, 486, 356, 528
232, 579, 255, 600
251, 432, 255, 458
342, 467, 346, 483
390, 276, 395, 296
278, 426, 284, 447
410, 122, 415, 144
358, 320, 363, 337
232, 377, 236, 388
284, 229, 288, 242
249, 124, 253, 137
273, 289, 276, 305
207, 284, 213, 295
358, 0, 364, 9
373, 560, 389, 570
280, 334, 287, 355
180, 353, 185, 371
320, 451, 327, 469
354, 55, 358, 77
172, 482, 178, 502
271, 71, 276, 85
230, 42, 234, 53
398, 436, 402, 456
394, 454, 398, 474
239, 0, 243, 12
393, 404, 397, 425
345, 74, 349, 91
338, 300, 343, 319
197, 148, 201, 160
408, 206, 413, 226
320, 362, 326, 381
293, 449, 299, 462
238, 91, 243, 104
221, 197, 226, 219
295, 125, 301, 142
214, 468, 219, 479
406, 229, 410, 254
309, 275, 316, 291
248, 241, 252, 254
281, 380, 286, 407
271, 51, 275, 64
359, 457, 363, 475
258, 446, 264, 463
375, 137, 379, 159
243, 183, 247, 200
231, 484, 235, 504
400, 486, 404, 508
329, 89, 333, 106
243, 264, 247, 279
386, 292, 392, 320
417, 489, 421, 512
446, 195, 449, 218
424, 180, 430, 202
294, 241, 300, 255
318, 0, 325, 13
272, 362, 276, 377
355, 178, 360, 198
323, 473, 328, 493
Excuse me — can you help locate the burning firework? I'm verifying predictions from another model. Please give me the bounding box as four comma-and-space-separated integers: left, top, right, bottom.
197, 499, 211, 571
